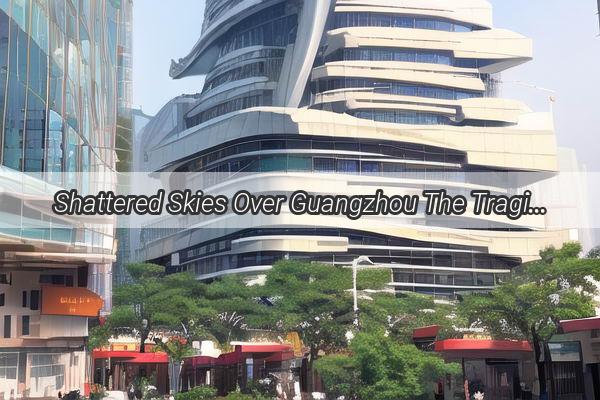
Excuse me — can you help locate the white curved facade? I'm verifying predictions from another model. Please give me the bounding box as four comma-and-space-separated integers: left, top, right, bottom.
141, 0, 569, 299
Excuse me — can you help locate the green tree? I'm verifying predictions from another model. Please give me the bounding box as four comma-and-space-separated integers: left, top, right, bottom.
359, 291, 462, 344
195, 275, 274, 347
316, 331, 460, 400
153, 335, 195, 393
458, 242, 600, 397
91, 263, 204, 352
259, 260, 391, 358
257, 260, 458, 391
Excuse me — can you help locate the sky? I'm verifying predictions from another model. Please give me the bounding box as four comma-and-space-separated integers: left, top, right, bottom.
132, 0, 600, 173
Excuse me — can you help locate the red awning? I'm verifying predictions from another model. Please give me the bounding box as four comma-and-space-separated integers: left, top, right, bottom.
413, 325, 441, 339
239, 344, 293, 353
560, 317, 600, 333
184, 344, 295, 368
93, 350, 169, 364
435, 339, 532, 353
186, 355, 217, 367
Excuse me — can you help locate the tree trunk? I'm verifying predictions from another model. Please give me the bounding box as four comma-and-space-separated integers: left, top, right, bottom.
167, 359, 184, 394
306, 346, 319, 396
532, 330, 548, 398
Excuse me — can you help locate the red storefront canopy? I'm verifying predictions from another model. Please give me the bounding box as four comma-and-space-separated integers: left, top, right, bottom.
560, 316, 600, 333
413, 325, 441, 339
435, 339, 532, 352
93, 350, 169, 364
185, 344, 295, 368
239, 344, 293, 353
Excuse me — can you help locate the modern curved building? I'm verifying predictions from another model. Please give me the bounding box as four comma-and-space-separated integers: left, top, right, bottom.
140, 0, 571, 298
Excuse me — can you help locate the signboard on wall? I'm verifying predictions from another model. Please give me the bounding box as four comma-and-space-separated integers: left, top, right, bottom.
41, 285, 103, 317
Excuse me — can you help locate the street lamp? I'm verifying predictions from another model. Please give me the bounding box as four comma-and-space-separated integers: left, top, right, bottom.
502, 80, 557, 115
351, 255, 374, 329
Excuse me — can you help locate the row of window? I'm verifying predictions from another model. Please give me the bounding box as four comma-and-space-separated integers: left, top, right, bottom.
173, 227, 492, 263
177, 137, 465, 172
210, 48, 286, 81
169, 228, 517, 274
217, 11, 297, 59
146, 224, 484, 255
180, 246, 517, 273
21, 290, 40, 310
186, 91, 273, 127
400, 287, 476, 300
393, 270, 505, 286
195, 155, 467, 187
175, 249, 516, 281
352, 110, 511, 127
333, 12, 482, 32
324, 48, 494, 69
2, 315, 30, 338
353, 110, 451, 125
203, 58, 284, 93
205, 0, 244, 24
314, 78, 483, 100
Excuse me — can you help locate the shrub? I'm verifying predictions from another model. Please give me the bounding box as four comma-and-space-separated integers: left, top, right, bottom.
89, 384, 105, 400
175, 386, 218, 400
223, 390, 272, 400
245, 379, 276, 398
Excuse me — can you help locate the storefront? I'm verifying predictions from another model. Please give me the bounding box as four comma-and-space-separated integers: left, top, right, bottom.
92, 349, 169, 395
1, 274, 104, 399
413, 326, 535, 400
0, 347, 87, 400
551, 316, 600, 400
435, 339, 535, 400
182, 343, 299, 397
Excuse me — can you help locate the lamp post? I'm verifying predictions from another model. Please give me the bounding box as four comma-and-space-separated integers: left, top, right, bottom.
351, 256, 374, 329
502, 80, 557, 115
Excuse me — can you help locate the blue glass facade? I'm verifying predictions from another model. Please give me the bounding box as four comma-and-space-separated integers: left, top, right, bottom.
324, 47, 496, 69
333, 12, 484, 32
0, 0, 129, 188
314, 78, 483, 100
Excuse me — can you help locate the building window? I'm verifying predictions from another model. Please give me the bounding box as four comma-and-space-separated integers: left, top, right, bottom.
22, 291, 27, 307
0, 353, 18, 380
21, 316, 29, 336
0, 293, 4, 306
333, 12, 481, 32
29, 354, 65, 393
314, 158, 335, 173
336, 159, 359, 174
352, 110, 451, 125
39, 274, 71, 286
217, 5, 298, 59
30, 290, 40, 311
3, 315, 11, 338
315, 78, 482, 100
188, 91, 273, 126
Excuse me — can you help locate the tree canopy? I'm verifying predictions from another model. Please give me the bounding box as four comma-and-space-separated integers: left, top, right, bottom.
458, 242, 600, 395
459, 242, 599, 342
256, 260, 458, 358
89, 263, 267, 351
315, 331, 460, 400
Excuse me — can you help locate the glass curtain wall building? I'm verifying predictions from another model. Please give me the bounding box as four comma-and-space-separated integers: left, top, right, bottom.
0, 0, 131, 398
139, 0, 571, 299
